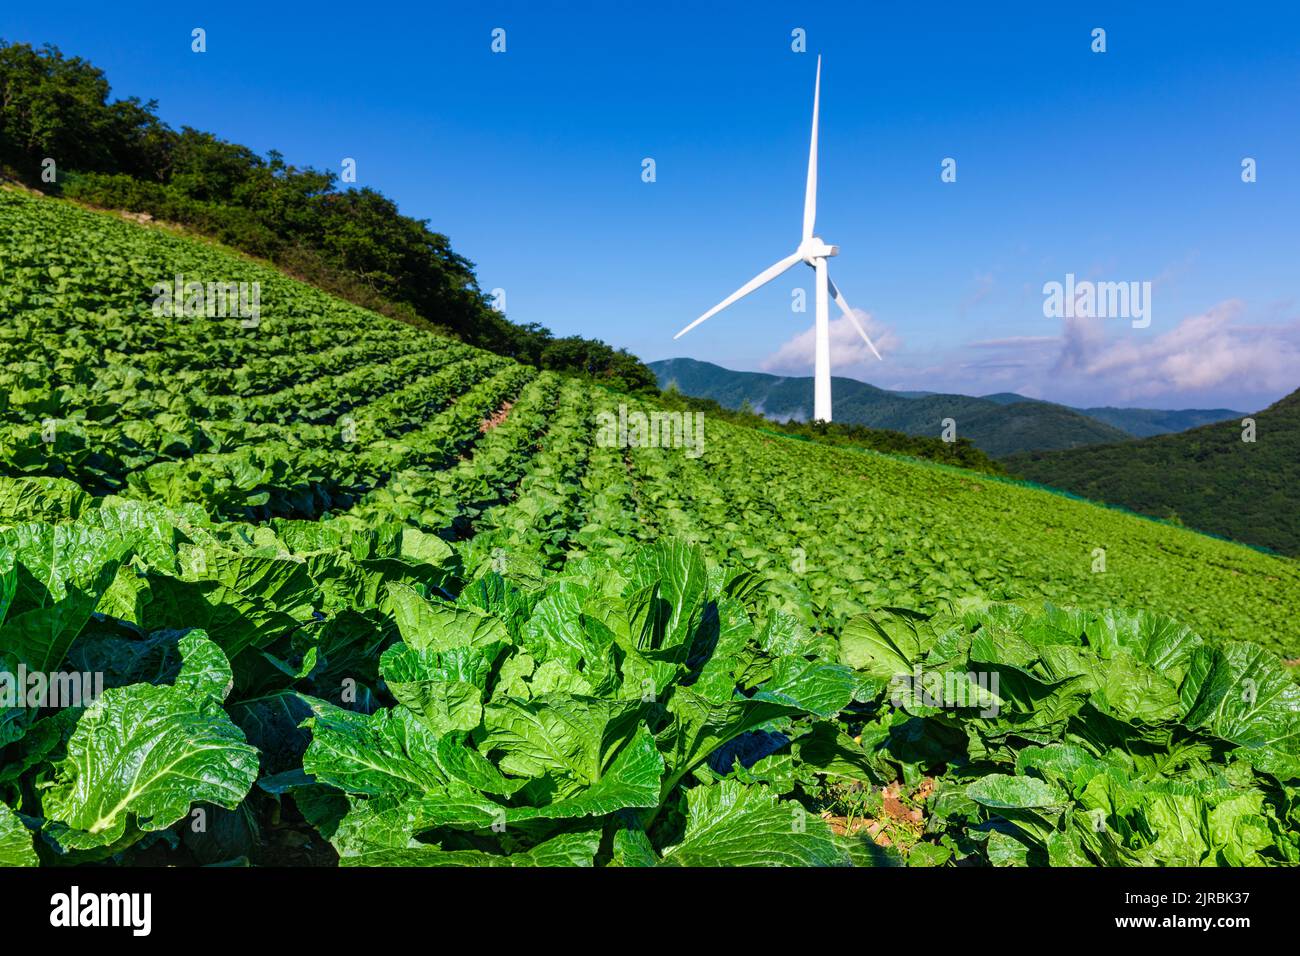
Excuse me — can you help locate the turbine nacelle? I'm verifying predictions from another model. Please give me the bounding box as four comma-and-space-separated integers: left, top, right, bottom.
798, 236, 838, 264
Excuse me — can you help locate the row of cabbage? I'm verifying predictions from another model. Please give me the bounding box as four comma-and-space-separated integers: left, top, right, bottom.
2, 189, 1298, 656
0, 477, 1294, 866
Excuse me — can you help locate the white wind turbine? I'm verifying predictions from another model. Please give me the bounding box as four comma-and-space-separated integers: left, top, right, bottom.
674, 56, 881, 423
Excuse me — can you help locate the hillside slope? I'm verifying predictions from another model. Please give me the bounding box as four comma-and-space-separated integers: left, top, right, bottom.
2, 187, 1298, 659
1007, 392, 1300, 556
2, 186, 1298, 870
653, 358, 1133, 456
0, 41, 658, 392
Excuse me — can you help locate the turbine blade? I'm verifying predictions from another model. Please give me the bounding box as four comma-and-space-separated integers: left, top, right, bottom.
827, 276, 883, 360
674, 252, 803, 339
802, 55, 821, 240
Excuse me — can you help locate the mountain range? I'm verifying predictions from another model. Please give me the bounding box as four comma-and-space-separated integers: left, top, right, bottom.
650, 358, 1243, 457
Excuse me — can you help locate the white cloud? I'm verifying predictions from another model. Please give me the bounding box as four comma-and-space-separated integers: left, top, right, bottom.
1054, 300, 1300, 402
764, 299, 1299, 409
759, 310, 901, 374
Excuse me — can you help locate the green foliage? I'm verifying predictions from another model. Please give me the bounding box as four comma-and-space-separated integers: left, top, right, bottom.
0, 41, 165, 182
1006, 391, 1300, 556
0, 802, 37, 865
0, 488, 1293, 865
541, 336, 658, 394
896, 603, 1300, 866
43, 631, 258, 850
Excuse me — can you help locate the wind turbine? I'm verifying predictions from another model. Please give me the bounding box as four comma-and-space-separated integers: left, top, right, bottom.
673, 56, 881, 423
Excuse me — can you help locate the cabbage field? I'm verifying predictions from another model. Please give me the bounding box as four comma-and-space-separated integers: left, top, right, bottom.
0, 188, 1297, 867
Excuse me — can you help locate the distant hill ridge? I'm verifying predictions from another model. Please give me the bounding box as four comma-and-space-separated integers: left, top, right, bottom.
650, 358, 1242, 457
1005, 388, 1300, 556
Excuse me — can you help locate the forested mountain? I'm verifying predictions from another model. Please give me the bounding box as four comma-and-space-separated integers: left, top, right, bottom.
1006, 390, 1300, 555
651, 358, 1131, 456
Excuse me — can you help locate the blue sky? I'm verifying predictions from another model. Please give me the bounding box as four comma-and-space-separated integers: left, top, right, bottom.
4, 1, 1298, 409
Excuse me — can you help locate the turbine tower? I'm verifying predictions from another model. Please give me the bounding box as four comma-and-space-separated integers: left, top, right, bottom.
674, 56, 881, 423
